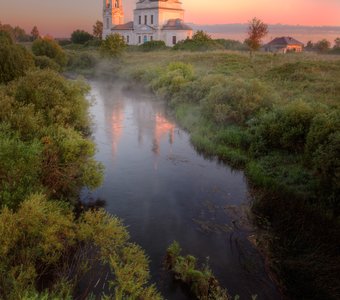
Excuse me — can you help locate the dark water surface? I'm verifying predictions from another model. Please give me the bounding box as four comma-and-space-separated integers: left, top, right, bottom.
82, 79, 281, 299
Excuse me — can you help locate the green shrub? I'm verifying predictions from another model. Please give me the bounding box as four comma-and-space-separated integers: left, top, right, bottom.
202, 77, 274, 125
150, 62, 195, 99
306, 110, 340, 203
250, 100, 316, 154
34, 55, 60, 71
32, 37, 68, 67
0, 30, 13, 45
12, 69, 91, 132
215, 39, 247, 51
0, 128, 43, 208
0, 42, 34, 83
100, 33, 127, 58
67, 51, 98, 70
166, 241, 229, 299
138, 40, 167, 52
173, 30, 223, 52
173, 38, 223, 52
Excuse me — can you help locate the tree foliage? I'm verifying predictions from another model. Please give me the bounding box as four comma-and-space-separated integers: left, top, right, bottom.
315, 39, 331, 53
0, 22, 31, 42
93, 20, 103, 40
31, 25, 40, 41
0, 70, 103, 207
245, 17, 268, 53
71, 29, 93, 44
0, 38, 34, 83
100, 33, 127, 57
173, 30, 223, 51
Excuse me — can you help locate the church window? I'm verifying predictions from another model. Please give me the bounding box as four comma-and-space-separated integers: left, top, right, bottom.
172, 36, 177, 45
138, 36, 141, 44
139, 16, 141, 24
151, 15, 154, 25
127, 36, 130, 44
106, 18, 110, 29
150, 36, 153, 41
115, 0, 119, 8
144, 35, 147, 43
145, 15, 147, 24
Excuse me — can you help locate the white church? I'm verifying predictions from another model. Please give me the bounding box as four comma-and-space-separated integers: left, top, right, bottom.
103, 0, 193, 47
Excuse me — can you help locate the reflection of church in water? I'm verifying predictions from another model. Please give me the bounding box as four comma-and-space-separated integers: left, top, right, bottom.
109, 97, 175, 159
103, 0, 193, 46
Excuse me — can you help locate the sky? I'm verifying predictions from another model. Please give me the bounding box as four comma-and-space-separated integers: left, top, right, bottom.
1, 0, 340, 37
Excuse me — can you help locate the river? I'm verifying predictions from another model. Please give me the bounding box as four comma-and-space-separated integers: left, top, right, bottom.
81, 79, 281, 299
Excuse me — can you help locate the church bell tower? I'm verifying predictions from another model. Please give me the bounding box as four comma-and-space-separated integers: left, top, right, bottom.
103, 0, 124, 37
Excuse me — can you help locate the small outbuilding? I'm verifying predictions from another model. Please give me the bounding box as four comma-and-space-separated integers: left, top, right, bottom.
264, 37, 304, 53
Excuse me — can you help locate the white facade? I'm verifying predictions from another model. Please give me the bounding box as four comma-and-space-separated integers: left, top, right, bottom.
103, 0, 193, 47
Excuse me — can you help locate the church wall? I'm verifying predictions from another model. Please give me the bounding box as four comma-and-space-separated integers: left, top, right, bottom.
163, 30, 192, 47
134, 8, 159, 28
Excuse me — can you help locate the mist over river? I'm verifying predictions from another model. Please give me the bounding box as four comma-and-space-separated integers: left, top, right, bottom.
80, 79, 281, 299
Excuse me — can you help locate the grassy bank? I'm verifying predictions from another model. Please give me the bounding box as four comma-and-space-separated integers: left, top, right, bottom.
113, 50, 340, 299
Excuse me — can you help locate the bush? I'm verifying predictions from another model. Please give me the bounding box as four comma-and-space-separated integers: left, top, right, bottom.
0, 195, 162, 299
67, 51, 98, 70
173, 30, 223, 51
12, 69, 91, 132
32, 37, 68, 67
0, 42, 34, 83
138, 40, 167, 52
100, 33, 127, 58
173, 38, 223, 52
306, 110, 340, 202
34, 55, 60, 71
166, 241, 229, 299
0, 128, 43, 208
71, 30, 93, 44
215, 39, 247, 51
0, 30, 13, 45
202, 77, 274, 125
150, 62, 195, 99
250, 100, 316, 154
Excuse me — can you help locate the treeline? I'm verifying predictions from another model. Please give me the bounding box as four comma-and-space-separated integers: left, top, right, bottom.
0, 31, 161, 299
125, 55, 340, 299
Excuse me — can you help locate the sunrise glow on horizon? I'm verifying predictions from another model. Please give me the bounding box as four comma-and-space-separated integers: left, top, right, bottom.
1, 0, 339, 37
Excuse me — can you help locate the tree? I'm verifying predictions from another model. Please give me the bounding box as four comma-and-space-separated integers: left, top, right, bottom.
100, 33, 127, 57
71, 29, 93, 44
245, 17, 268, 55
334, 37, 340, 49
31, 25, 40, 41
315, 39, 331, 53
93, 20, 103, 40
305, 40, 314, 51
192, 30, 212, 42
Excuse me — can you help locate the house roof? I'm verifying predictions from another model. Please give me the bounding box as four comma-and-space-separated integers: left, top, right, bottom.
112, 21, 134, 30
162, 19, 192, 30
267, 36, 304, 46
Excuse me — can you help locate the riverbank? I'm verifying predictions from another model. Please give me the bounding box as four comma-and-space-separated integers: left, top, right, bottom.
110, 50, 340, 299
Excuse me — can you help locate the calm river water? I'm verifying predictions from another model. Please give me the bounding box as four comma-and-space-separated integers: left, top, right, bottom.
81, 79, 281, 299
